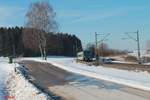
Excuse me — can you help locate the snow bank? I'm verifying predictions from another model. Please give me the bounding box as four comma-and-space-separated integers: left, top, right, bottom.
0, 57, 51, 100
7, 70, 51, 100
112, 61, 136, 64
0, 57, 15, 100
19, 57, 150, 92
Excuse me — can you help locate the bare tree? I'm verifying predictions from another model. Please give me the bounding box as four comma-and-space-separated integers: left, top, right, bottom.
86, 43, 95, 56
23, 28, 40, 53
23, 1, 57, 60
146, 40, 150, 54
98, 42, 108, 56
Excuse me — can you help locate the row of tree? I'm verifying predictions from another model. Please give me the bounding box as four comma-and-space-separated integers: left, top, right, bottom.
86, 43, 127, 57
0, 27, 82, 57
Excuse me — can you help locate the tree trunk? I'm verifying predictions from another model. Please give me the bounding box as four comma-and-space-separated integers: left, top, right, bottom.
39, 44, 44, 59
43, 47, 47, 60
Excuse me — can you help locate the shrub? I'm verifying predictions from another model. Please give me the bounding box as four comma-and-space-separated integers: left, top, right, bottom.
124, 55, 137, 62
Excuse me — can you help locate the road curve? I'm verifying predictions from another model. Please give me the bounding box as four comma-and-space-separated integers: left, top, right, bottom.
19, 60, 150, 100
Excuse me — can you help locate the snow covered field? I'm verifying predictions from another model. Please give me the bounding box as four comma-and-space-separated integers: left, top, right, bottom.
19, 57, 150, 92
128, 50, 150, 57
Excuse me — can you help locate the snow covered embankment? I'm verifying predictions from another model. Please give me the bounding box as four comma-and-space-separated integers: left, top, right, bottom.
7, 66, 52, 100
2, 59, 51, 100
0, 57, 14, 100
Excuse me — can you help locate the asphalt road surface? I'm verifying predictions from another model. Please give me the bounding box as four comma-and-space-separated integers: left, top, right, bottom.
19, 60, 150, 100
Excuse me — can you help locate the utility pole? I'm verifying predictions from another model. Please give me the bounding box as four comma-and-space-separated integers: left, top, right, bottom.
123, 30, 141, 64
9, 30, 16, 63
136, 30, 141, 64
95, 32, 110, 64
95, 32, 99, 64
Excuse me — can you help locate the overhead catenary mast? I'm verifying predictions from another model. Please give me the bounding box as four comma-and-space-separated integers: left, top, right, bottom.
124, 30, 141, 64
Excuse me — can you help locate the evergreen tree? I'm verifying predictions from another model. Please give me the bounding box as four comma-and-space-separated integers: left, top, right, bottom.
0, 27, 82, 57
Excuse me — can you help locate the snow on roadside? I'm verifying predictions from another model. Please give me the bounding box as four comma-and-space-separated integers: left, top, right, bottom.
7, 70, 51, 100
0, 57, 15, 100
0, 57, 51, 100
18, 57, 150, 92
111, 60, 136, 64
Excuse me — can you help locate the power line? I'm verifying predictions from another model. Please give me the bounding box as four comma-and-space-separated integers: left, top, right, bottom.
123, 30, 141, 64
95, 32, 110, 64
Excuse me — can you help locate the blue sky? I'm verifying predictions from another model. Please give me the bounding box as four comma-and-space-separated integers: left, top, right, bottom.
0, 0, 150, 50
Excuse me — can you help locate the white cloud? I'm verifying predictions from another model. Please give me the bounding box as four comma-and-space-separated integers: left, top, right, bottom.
71, 10, 123, 23
65, 6, 149, 24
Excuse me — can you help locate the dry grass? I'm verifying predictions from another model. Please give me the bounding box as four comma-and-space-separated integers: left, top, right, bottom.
124, 55, 137, 62
142, 56, 150, 63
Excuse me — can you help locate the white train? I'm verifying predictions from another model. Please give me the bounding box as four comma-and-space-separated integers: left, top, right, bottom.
77, 51, 93, 61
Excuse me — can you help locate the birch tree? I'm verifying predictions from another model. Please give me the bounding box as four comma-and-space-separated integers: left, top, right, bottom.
24, 1, 57, 60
